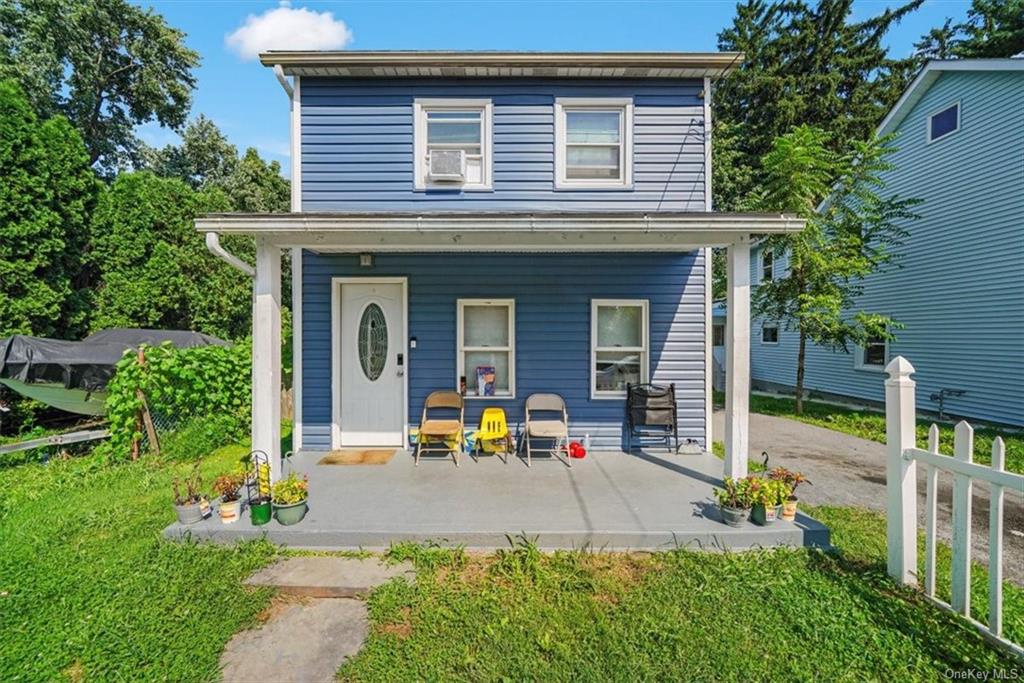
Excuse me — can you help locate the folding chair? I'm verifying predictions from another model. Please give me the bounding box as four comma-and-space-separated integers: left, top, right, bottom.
520, 393, 571, 468
415, 390, 464, 467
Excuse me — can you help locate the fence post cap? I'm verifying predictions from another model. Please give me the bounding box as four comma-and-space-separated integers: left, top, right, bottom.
885, 356, 915, 378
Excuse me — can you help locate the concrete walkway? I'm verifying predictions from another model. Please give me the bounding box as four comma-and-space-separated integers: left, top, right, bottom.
713, 410, 1024, 585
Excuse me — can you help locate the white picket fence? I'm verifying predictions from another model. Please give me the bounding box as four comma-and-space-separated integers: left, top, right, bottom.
885, 356, 1024, 659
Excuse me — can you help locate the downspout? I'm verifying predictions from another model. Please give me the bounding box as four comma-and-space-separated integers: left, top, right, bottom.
205, 232, 254, 278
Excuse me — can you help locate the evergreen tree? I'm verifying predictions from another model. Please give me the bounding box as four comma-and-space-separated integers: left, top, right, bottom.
915, 0, 1024, 60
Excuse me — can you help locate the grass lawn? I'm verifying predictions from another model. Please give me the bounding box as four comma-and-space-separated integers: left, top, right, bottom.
0, 441, 279, 682
2, 431, 1021, 681
714, 391, 1023, 474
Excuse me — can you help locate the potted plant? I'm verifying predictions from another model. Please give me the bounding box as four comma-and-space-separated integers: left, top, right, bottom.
171, 465, 209, 525
247, 456, 273, 526
714, 476, 753, 527
750, 478, 790, 526
271, 471, 309, 526
213, 470, 246, 524
768, 467, 810, 521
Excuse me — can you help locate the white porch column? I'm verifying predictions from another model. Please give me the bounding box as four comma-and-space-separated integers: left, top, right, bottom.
724, 237, 750, 479
253, 238, 282, 481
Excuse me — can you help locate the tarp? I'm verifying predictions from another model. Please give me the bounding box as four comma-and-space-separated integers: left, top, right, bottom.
0, 329, 227, 394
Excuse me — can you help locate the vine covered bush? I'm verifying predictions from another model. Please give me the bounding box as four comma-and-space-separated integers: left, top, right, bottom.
98, 342, 251, 461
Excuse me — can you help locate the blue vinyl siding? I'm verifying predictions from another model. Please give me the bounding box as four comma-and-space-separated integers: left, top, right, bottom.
749, 70, 1024, 426
300, 78, 706, 211
301, 251, 708, 450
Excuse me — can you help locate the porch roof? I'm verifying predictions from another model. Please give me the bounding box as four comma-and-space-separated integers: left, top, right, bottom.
195, 211, 804, 251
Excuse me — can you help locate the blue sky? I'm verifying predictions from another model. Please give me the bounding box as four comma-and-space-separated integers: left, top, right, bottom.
138, 0, 973, 175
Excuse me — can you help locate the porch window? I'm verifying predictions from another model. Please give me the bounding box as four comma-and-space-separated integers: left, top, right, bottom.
555, 98, 633, 189
591, 299, 649, 398
855, 335, 888, 371
413, 99, 493, 190
457, 299, 515, 398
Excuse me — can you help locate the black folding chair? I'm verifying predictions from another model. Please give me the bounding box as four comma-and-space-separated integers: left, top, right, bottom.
626, 382, 680, 452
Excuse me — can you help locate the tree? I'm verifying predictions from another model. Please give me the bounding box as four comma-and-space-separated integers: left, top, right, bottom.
714, 0, 923, 210
0, 79, 98, 339
219, 148, 290, 213
141, 114, 238, 189
913, 18, 962, 60
752, 126, 920, 413
88, 172, 253, 339
915, 0, 1024, 61
0, 0, 199, 171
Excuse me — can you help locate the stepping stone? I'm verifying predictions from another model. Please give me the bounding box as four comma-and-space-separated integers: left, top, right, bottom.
220, 598, 367, 683
245, 556, 416, 598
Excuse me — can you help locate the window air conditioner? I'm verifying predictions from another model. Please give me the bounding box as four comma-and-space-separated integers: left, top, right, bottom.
428, 149, 466, 181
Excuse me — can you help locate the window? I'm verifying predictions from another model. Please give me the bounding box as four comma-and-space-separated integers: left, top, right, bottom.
761, 249, 775, 283
928, 103, 960, 142
414, 99, 492, 190
855, 335, 888, 371
457, 299, 514, 397
761, 324, 779, 344
591, 300, 649, 398
713, 324, 725, 347
555, 98, 633, 188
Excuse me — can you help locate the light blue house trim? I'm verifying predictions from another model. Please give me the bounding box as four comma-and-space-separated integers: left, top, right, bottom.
749, 62, 1024, 426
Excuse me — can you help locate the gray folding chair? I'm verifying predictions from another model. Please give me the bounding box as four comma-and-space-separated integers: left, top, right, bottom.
520, 393, 571, 467
415, 391, 464, 467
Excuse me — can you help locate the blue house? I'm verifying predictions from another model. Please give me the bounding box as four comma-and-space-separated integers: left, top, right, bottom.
197, 51, 803, 481
749, 59, 1024, 427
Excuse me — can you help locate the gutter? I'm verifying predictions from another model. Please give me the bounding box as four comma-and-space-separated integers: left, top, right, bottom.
205, 232, 254, 278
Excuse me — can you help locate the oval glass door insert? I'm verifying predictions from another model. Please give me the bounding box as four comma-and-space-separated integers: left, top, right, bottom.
358, 303, 388, 381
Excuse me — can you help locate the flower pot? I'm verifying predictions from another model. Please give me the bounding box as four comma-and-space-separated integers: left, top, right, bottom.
219, 499, 241, 524
174, 501, 204, 525
250, 498, 272, 526
751, 503, 783, 526
274, 499, 308, 526
719, 505, 750, 527
781, 498, 798, 522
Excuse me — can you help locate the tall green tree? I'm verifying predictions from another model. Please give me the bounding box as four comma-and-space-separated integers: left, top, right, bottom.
0, 79, 99, 339
141, 114, 238, 189
0, 0, 199, 171
219, 148, 290, 213
915, 0, 1024, 60
88, 172, 253, 339
752, 126, 919, 413
713, 0, 922, 211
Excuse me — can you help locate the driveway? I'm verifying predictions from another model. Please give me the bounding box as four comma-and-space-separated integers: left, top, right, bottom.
712, 410, 1024, 586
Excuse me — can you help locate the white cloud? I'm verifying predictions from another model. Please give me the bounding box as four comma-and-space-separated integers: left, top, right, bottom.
225, 3, 353, 60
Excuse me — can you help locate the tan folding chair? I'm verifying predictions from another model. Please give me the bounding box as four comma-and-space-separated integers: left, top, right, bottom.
521, 393, 570, 468
415, 391, 464, 467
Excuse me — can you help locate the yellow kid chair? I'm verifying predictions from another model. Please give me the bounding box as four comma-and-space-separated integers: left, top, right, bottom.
473, 407, 513, 464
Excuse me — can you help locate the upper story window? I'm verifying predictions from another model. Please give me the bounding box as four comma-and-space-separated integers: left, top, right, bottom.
413, 99, 492, 191
760, 249, 775, 283
928, 103, 960, 143
555, 98, 633, 189
761, 324, 779, 344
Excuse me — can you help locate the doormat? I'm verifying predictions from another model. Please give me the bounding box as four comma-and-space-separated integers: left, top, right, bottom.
317, 449, 397, 466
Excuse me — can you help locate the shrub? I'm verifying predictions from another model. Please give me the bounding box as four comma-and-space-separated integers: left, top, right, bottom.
714, 476, 754, 510
159, 414, 246, 463
98, 342, 251, 461
270, 472, 308, 505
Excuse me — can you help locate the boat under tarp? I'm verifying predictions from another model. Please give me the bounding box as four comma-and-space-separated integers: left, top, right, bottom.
0, 329, 227, 416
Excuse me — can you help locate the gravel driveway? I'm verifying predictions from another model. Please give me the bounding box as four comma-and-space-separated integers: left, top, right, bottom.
712, 410, 1024, 585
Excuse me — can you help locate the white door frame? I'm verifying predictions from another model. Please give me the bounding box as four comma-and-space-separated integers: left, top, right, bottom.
331, 276, 409, 450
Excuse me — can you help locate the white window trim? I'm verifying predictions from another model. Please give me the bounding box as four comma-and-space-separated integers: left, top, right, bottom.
854, 336, 889, 373
555, 97, 634, 190
926, 101, 960, 144
457, 298, 515, 399
590, 299, 649, 400
760, 323, 779, 345
760, 249, 774, 283
413, 98, 493, 191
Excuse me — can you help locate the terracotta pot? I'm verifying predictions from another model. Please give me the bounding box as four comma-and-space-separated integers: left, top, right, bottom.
219, 499, 241, 524
782, 498, 798, 522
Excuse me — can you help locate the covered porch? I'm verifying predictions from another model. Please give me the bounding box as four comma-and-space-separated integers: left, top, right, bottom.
196, 209, 804, 487
165, 446, 829, 550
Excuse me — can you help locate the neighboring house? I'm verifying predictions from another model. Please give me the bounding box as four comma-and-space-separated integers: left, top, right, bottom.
749, 59, 1024, 426
197, 51, 803, 479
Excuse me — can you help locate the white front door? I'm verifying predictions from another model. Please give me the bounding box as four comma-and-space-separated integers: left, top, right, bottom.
337, 282, 405, 446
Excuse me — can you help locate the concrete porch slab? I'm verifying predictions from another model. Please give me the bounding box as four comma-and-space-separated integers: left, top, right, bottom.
164, 449, 829, 551
245, 557, 416, 598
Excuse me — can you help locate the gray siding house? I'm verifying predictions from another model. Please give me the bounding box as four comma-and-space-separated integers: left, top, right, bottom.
197, 51, 803, 482
750, 59, 1024, 427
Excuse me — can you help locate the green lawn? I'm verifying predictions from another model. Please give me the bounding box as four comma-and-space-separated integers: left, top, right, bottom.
714, 391, 1023, 474
2, 431, 1021, 681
